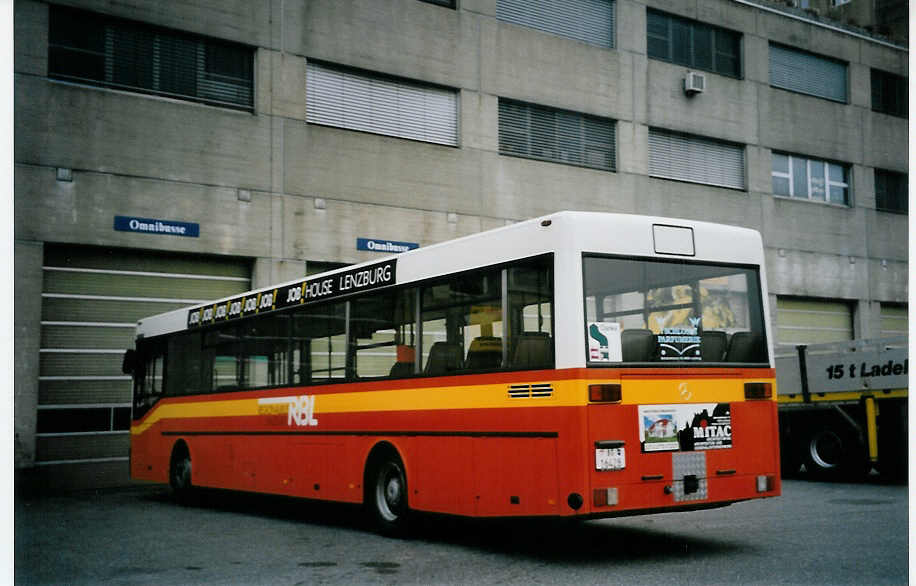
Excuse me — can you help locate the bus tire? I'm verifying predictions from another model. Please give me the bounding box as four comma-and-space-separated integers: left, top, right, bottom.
366, 448, 409, 537
169, 442, 195, 503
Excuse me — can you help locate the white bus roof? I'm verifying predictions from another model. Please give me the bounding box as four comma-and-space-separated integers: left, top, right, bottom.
136, 211, 765, 339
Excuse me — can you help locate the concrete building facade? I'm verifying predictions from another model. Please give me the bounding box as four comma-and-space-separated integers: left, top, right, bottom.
14, 0, 908, 489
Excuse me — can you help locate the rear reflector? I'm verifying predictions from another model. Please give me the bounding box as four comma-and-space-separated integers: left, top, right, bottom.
589, 384, 622, 403
593, 487, 619, 507
744, 382, 772, 400
756, 474, 775, 492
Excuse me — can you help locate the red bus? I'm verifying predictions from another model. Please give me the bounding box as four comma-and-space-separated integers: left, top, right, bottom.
126, 211, 780, 534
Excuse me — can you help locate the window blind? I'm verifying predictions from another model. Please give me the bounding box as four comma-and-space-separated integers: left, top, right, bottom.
48, 5, 254, 111
498, 99, 616, 171
497, 0, 615, 48
649, 128, 745, 190
306, 62, 458, 147
770, 44, 847, 103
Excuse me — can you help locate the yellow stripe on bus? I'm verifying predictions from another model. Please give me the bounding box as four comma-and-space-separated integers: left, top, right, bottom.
131, 376, 774, 436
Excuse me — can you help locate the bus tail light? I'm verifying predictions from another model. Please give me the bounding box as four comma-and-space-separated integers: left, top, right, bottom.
593, 487, 619, 507
589, 384, 622, 403
756, 474, 775, 492
744, 382, 772, 400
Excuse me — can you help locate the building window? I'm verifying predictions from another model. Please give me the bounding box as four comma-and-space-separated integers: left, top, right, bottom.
648, 128, 745, 190
48, 5, 254, 111
769, 44, 847, 103
771, 153, 850, 205
871, 69, 907, 117
646, 10, 741, 78
419, 0, 456, 6
306, 62, 458, 147
497, 0, 615, 48
874, 169, 907, 213
498, 99, 616, 172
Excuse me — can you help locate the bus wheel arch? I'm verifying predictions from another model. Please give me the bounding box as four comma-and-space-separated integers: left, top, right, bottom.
364, 442, 410, 536
169, 440, 194, 502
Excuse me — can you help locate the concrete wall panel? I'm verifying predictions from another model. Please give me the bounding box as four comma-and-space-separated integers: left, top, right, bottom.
759, 87, 864, 163
761, 196, 866, 257
14, 1, 47, 77
863, 114, 908, 170
14, 240, 42, 468
263, 51, 308, 121
646, 61, 759, 144
15, 77, 272, 191
485, 154, 633, 220
766, 248, 867, 299
483, 21, 626, 120
618, 0, 647, 54
291, 0, 478, 90
696, 0, 758, 33
757, 12, 860, 64
51, 0, 272, 48
15, 165, 271, 258
860, 42, 908, 75
284, 122, 481, 215
634, 177, 764, 231
867, 259, 909, 303
864, 210, 909, 261
280, 196, 496, 265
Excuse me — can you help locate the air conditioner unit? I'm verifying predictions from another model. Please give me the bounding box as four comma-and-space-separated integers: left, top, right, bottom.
684, 71, 706, 95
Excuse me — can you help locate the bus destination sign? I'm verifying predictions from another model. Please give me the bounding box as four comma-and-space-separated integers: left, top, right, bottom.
187, 259, 397, 328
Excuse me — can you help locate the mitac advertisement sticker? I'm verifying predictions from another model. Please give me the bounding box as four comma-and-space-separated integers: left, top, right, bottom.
639, 403, 732, 452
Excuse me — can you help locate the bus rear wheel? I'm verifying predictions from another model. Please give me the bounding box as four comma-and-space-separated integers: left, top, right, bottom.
367, 450, 409, 536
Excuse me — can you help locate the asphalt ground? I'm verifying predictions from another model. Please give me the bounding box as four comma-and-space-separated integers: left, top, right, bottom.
14, 478, 910, 585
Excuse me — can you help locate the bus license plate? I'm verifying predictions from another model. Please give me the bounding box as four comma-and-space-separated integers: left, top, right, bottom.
596, 447, 625, 471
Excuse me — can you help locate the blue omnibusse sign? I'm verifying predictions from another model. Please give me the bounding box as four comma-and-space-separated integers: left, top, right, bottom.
114, 215, 199, 237
357, 237, 419, 254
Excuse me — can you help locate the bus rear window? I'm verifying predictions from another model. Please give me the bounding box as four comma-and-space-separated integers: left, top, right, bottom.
583, 256, 767, 365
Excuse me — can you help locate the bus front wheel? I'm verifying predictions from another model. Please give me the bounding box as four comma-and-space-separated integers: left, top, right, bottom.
169, 443, 194, 503
367, 450, 409, 536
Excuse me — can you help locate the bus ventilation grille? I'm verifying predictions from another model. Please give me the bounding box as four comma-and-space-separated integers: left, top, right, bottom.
508, 384, 554, 399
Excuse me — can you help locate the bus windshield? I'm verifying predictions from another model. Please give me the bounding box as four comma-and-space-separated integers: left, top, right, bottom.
583, 255, 768, 365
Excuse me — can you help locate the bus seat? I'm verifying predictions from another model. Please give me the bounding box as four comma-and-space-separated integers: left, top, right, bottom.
700, 331, 728, 361
622, 329, 656, 362
511, 332, 551, 369
388, 361, 414, 377
725, 331, 762, 363
465, 336, 503, 370
425, 342, 464, 375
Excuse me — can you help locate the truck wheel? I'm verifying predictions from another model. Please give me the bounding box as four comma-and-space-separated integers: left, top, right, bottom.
366, 449, 409, 537
805, 428, 843, 475
803, 426, 866, 481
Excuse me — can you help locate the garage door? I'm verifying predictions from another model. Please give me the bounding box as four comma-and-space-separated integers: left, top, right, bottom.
775, 297, 854, 357
880, 303, 908, 338
37, 245, 251, 488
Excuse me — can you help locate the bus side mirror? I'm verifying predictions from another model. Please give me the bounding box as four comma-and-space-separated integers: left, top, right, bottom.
122, 349, 137, 374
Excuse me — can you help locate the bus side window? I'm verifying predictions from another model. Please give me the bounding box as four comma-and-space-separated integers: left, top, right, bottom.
237, 315, 290, 389
506, 259, 554, 370
293, 301, 347, 383
166, 332, 202, 396
350, 289, 415, 379
421, 270, 502, 375
133, 341, 165, 420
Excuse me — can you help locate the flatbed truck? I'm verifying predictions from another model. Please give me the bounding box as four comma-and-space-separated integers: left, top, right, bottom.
776, 337, 907, 481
